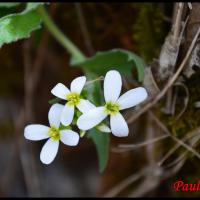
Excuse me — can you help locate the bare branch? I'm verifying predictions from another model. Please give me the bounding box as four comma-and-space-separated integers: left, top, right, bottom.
127, 26, 200, 124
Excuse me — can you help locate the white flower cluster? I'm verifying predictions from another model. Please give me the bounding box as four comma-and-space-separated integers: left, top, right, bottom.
24, 70, 148, 164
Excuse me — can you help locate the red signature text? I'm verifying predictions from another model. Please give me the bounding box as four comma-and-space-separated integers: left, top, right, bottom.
173, 180, 200, 192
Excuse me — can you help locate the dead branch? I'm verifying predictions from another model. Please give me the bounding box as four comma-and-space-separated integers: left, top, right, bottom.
127, 26, 200, 124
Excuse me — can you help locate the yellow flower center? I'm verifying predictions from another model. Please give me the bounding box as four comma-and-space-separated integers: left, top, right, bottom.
48, 127, 60, 141
66, 92, 80, 106
104, 101, 120, 116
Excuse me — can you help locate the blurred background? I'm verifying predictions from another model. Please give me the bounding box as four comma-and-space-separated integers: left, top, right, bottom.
1, 2, 199, 197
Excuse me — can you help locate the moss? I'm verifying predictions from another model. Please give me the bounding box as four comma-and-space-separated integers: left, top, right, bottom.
133, 3, 165, 62
159, 73, 200, 138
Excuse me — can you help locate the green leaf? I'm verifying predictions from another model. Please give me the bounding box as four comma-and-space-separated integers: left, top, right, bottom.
83, 71, 103, 106
71, 48, 146, 81
0, 3, 21, 8
0, 3, 23, 19
48, 97, 61, 105
0, 3, 43, 48
25, 3, 44, 12
88, 128, 110, 173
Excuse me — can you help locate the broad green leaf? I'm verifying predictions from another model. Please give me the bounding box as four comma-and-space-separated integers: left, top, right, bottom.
88, 128, 110, 173
0, 3, 43, 48
0, 3, 23, 19
0, 3, 21, 8
71, 48, 146, 81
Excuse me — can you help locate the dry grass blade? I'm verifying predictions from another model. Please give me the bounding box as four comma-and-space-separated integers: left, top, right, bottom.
111, 134, 169, 153
128, 175, 160, 197
172, 3, 184, 43
169, 135, 200, 161
163, 153, 186, 169
174, 82, 189, 120
158, 127, 200, 166
118, 135, 169, 150
149, 111, 200, 164
103, 168, 147, 197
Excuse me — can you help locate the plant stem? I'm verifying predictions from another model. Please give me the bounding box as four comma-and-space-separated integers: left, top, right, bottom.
85, 76, 104, 86
37, 5, 86, 62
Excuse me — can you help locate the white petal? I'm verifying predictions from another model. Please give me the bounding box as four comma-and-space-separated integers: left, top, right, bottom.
77, 107, 107, 130
61, 104, 74, 126
70, 76, 86, 94
60, 130, 79, 146
104, 70, 122, 102
76, 99, 96, 113
117, 87, 148, 110
110, 113, 129, 137
24, 124, 49, 141
51, 83, 70, 100
97, 124, 111, 133
48, 103, 64, 128
40, 138, 59, 165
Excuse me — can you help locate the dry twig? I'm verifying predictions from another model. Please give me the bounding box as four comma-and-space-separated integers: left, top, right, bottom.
158, 127, 200, 166
127, 26, 200, 124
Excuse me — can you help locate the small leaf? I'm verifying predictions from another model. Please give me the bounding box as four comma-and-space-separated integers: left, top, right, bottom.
48, 97, 61, 105
88, 128, 110, 173
0, 3, 21, 8
0, 3, 43, 48
71, 48, 146, 81
80, 130, 86, 138
59, 124, 71, 131
83, 71, 103, 106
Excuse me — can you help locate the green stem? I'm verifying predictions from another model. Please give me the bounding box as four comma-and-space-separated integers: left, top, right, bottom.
37, 5, 86, 62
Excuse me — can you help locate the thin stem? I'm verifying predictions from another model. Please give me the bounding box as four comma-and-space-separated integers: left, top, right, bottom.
37, 5, 86, 62
158, 127, 200, 166
118, 135, 169, 150
85, 76, 104, 86
75, 3, 95, 55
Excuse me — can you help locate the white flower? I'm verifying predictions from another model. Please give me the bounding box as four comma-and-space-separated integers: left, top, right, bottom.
77, 70, 148, 137
24, 103, 79, 164
51, 76, 93, 126
79, 99, 111, 133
